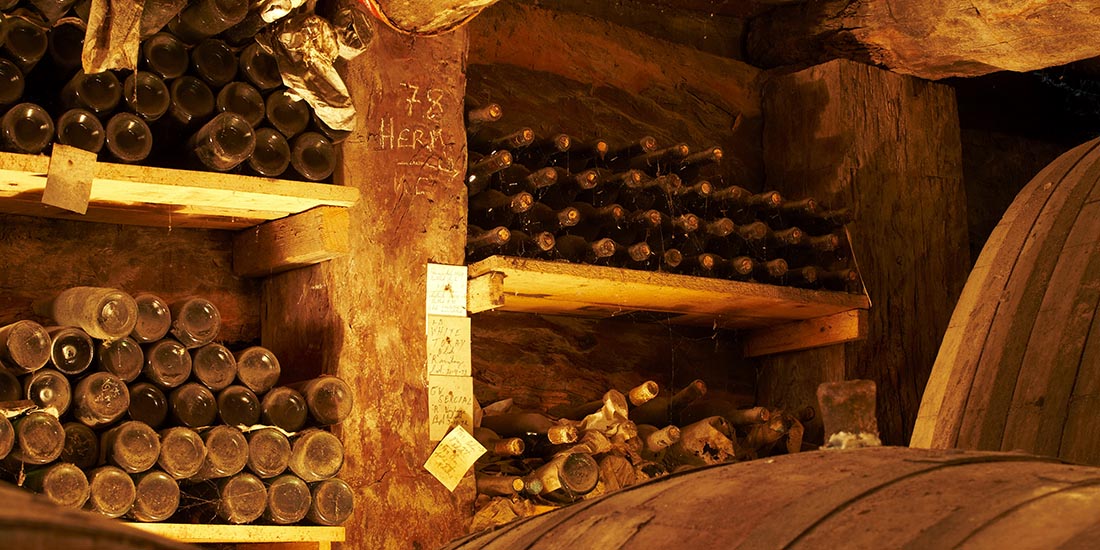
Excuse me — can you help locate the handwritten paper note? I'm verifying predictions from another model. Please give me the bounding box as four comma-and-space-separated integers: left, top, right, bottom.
428, 374, 474, 441
426, 315, 471, 376
426, 263, 467, 317
424, 425, 486, 491
43, 144, 96, 214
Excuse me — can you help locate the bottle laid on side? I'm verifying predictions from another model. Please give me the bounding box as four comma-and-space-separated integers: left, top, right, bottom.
553, 234, 616, 264
525, 452, 599, 503
168, 0, 249, 44
169, 297, 221, 349
238, 42, 282, 91
602, 136, 658, 171
22, 462, 89, 509
121, 71, 171, 122
47, 16, 85, 71
466, 225, 511, 260
190, 38, 238, 88
192, 424, 249, 481
246, 427, 291, 479
34, 286, 138, 341
22, 368, 71, 416
128, 381, 169, 428
143, 338, 193, 389
261, 386, 309, 432
129, 470, 180, 522
468, 189, 534, 229
218, 384, 261, 427
85, 465, 136, 518
59, 421, 98, 469
46, 326, 94, 376
0, 102, 54, 154
264, 474, 312, 524
169, 382, 218, 428
189, 111, 256, 171
0, 59, 25, 107
293, 375, 354, 426
511, 133, 572, 167
54, 108, 105, 153
61, 70, 122, 116
130, 292, 172, 344
0, 320, 51, 374
466, 149, 513, 195
464, 102, 502, 130
235, 346, 281, 395
288, 428, 344, 482
97, 336, 144, 382
247, 126, 292, 177
158, 426, 207, 480
289, 131, 336, 182
212, 472, 269, 524
497, 229, 556, 260
307, 477, 355, 526
192, 342, 237, 391
167, 75, 215, 126
1, 14, 48, 73
100, 420, 161, 474
266, 88, 311, 139
73, 372, 130, 427
142, 32, 189, 79
10, 410, 65, 464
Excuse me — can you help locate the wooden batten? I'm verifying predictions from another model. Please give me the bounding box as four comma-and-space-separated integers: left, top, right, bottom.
744, 310, 869, 358
0, 152, 360, 229
128, 524, 344, 546
232, 207, 350, 277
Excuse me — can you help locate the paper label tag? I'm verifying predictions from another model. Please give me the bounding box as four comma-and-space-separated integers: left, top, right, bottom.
424, 425, 486, 491
428, 374, 474, 441
426, 263, 468, 317
43, 144, 96, 214
426, 315, 471, 376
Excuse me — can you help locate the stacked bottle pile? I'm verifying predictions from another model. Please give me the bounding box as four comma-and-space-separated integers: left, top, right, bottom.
0, 1, 343, 182
464, 102, 862, 292
471, 379, 811, 531
0, 286, 354, 526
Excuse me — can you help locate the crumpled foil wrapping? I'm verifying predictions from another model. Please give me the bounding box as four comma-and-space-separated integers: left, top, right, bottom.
82, 0, 143, 73
257, 13, 357, 132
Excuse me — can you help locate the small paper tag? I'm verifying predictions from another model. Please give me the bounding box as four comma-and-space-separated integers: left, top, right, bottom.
424, 425, 486, 492
428, 374, 474, 441
43, 144, 97, 214
426, 315, 471, 376
426, 263, 468, 317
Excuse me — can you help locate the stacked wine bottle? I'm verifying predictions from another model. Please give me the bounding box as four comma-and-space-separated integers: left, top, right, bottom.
464, 103, 862, 293
0, 286, 354, 526
471, 379, 812, 531
0, 1, 343, 182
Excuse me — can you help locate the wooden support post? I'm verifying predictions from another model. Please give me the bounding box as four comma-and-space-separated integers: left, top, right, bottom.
232, 207, 350, 277
259, 22, 472, 550
743, 310, 868, 358
758, 59, 970, 445
467, 271, 504, 314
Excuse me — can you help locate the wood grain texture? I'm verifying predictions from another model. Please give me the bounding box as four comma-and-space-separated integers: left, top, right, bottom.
467, 2, 765, 187
232, 207, 350, 277
913, 138, 1100, 466
746, 0, 1100, 79
467, 256, 869, 330
743, 310, 867, 358
761, 59, 970, 446
0, 152, 359, 229
260, 24, 473, 550
129, 524, 343, 544
0, 213, 260, 344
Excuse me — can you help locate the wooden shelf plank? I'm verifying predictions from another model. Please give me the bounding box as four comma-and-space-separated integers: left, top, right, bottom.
743, 309, 869, 357
233, 206, 350, 277
467, 256, 870, 330
126, 523, 345, 544
0, 152, 360, 229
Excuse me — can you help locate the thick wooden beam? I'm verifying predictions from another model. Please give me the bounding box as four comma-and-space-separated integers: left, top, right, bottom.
760, 59, 969, 445
743, 310, 868, 358
232, 207, 349, 277
260, 22, 472, 550
367, 0, 504, 34
747, 0, 1100, 79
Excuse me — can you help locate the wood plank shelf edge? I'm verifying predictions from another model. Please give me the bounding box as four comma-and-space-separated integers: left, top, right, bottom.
126, 523, 345, 547
0, 151, 360, 230
467, 256, 871, 335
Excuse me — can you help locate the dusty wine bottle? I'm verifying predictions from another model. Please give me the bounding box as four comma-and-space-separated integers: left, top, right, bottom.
265, 473, 312, 524
169, 382, 218, 428
85, 465, 136, 518
61, 70, 121, 115
471, 427, 525, 457
192, 342, 237, 391
1, 14, 47, 73
722, 255, 755, 280
666, 416, 738, 467
466, 225, 511, 258
498, 229, 556, 259
260, 386, 309, 432
479, 412, 577, 445
629, 379, 707, 427
820, 268, 862, 293
493, 165, 561, 196
753, 258, 789, 282
512, 133, 572, 167
266, 88, 311, 138
290, 131, 337, 181
516, 202, 581, 234
73, 372, 130, 427
158, 426, 207, 480
238, 42, 282, 91
47, 16, 84, 70
526, 452, 599, 503
0, 58, 25, 106
0, 320, 51, 373
468, 189, 534, 228
130, 292, 171, 344
143, 338, 193, 389
785, 265, 822, 288
566, 139, 610, 172
54, 108, 105, 153
235, 346, 281, 395
130, 470, 180, 522
189, 111, 256, 171
288, 428, 344, 482
246, 427, 291, 478
167, 75, 215, 125
766, 227, 806, 249
59, 421, 98, 469
190, 38, 237, 87
0, 102, 53, 154
248, 127, 291, 177
101, 420, 161, 474
465, 103, 502, 128
628, 143, 690, 173
192, 424, 249, 480
104, 112, 154, 163
566, 202, 626, 241
128, 381, 169, 428
0, 415, 11, 460
11, 410, 65, 464
35, 287, 139, 341
168, 0, 248, 43
142, 32, 189, 79
97, 336, 144, 382
121, 71, 171, 122
307, 477, 354, 526
475, 473, 525, 497
22, 368, 71, 416
294, 376, 354, 426
168, 297, 220, 349
554, 234, 615, 263
23, 462, 89, 509
46, 326, 94, 375
469, 127, 534, 154
466, 149, 513, 194
614, 173, 683, 212
218, 384, 261, 427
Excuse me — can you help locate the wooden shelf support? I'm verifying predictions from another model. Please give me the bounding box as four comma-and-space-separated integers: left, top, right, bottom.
743, 309, 869, 358
467, 271, 505, 313
233, 206, 350, 277
127, 523, 344, 549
